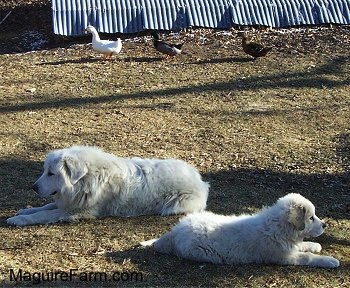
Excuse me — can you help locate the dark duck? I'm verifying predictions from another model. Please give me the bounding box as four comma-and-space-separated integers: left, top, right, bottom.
151, 31, 184, 57
238, 32, 272, 60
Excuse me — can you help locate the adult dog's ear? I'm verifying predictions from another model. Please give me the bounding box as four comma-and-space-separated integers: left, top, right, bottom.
288, 205, 306, 230
63, 155, 88, 185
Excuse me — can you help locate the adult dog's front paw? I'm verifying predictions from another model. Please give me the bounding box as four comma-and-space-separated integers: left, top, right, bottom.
7, 215, 31, 227
16, 208, 34, 216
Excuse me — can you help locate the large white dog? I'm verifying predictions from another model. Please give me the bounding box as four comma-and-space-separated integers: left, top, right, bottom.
7, 146, 209, 226
142, 193, 340, 268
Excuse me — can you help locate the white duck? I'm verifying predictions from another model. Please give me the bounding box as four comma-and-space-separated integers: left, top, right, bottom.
85, 25, 122, 59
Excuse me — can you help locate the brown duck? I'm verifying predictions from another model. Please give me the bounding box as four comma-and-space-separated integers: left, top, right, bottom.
239, 33, 272, 59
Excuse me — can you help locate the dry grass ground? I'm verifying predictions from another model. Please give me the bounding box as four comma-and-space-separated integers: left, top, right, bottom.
0, 1, 350, 287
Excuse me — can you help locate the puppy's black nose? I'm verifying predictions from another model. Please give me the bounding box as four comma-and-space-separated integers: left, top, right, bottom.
322, 222, 327, 229
32, 183, 39, 193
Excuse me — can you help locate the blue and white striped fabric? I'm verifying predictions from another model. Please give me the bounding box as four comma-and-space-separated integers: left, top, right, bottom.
52, 0, 350, 35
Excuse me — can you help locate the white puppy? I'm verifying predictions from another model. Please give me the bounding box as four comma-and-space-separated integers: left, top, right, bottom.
7, 146, 209, 226
142, 193, 339, 268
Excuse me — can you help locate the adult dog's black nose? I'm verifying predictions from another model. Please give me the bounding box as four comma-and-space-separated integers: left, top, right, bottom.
32, 183, 39, 193
322, 222, 327, 228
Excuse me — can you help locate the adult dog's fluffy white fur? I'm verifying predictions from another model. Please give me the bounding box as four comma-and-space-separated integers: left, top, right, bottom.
141, 193, 339, 268
7, 146, 209, 226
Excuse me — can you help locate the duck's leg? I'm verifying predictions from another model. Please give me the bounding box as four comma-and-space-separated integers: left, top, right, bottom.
107, 53, 113, 61
101, 53, 112, 60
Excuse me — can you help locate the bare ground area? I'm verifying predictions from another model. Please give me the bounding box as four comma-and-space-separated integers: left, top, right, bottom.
0, 1, 350, 287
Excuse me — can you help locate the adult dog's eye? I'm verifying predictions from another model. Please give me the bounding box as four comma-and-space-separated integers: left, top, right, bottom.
310, 216, 314, 221
48, 172, 55, 176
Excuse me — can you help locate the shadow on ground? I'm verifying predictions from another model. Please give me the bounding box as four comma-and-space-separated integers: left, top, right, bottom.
0, 55, 349, 115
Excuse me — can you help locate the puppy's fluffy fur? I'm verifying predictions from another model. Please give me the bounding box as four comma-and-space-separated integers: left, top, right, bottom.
7, 146, 209, 226
142, 193, 339, 268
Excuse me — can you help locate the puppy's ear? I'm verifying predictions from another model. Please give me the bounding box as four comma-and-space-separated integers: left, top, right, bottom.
63, 155, 88, 185
288, 205, 306, 231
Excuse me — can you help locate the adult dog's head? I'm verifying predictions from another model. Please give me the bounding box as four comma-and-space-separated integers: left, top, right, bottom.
32, 147, 89, 199
278, 193, 326, 238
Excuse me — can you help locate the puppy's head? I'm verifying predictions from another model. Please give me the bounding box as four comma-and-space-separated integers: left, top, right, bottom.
33, 147, 88, 198
279, 193, 326, 238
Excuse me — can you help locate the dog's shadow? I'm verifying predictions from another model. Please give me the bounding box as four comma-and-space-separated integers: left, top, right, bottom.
105, 246, 238, 285
319, 233, 350, 247
105, 244, 349, 286
0, 216, 11, 227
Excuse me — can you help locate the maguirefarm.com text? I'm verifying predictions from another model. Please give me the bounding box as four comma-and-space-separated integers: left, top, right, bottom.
9, 268, 143, 285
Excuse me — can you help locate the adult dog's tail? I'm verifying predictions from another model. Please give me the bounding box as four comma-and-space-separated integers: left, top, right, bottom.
140, 239, 158, 247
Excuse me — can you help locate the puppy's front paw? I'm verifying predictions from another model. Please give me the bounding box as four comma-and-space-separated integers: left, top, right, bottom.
299, 242, 322, 253
325, 256, 340, 268
308, 242, 322, 253
318, 256, 340, 268
7, 215, 31, 227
